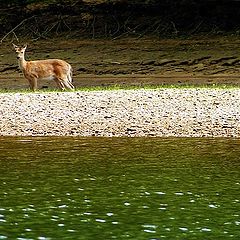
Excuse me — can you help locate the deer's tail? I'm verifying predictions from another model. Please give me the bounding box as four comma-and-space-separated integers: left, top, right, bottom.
68, 65, 73, 83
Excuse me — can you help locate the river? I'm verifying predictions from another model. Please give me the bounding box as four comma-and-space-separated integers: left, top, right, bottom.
0, 137, 239, 239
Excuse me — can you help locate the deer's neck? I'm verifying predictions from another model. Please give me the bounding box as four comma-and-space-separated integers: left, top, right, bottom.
18, 56, 27, 71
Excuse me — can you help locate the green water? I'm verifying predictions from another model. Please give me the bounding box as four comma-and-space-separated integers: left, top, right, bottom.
0, 137, 239, 240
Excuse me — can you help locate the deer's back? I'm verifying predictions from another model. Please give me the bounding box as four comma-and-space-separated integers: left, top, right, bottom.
24, 59, 71, 80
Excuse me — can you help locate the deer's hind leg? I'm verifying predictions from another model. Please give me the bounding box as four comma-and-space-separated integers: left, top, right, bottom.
63, 79, 75, 90
54, 77, 65, 91
60, 76, 75, 90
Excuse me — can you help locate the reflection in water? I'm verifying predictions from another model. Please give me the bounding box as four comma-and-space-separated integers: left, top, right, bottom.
0, 137, 239, 239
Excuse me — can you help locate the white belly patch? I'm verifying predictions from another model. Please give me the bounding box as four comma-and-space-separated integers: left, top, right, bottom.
39, 75, 56, 81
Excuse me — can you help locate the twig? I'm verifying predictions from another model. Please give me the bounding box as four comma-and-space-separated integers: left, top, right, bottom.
190, 20, 204, 34
12, 31, 19, 42
111, 15, 120, 37
91, 15, 96, 39
112, 23, 142, 40
171, 21, 178, 35
137, 19, 161, 39
0, 16, 35, 43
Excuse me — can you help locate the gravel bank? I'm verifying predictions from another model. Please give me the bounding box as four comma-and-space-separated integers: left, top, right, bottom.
0, 89, 239, 137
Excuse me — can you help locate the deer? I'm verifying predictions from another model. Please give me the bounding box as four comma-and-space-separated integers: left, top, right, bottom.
13, 44, 75, 91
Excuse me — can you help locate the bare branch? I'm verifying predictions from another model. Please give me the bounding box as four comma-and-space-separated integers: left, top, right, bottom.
0, 16, 35, 43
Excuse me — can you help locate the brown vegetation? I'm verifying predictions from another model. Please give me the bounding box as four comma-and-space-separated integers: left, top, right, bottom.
1, 0, 240, 41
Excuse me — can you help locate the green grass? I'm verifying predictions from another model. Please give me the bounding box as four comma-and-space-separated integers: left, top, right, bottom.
0, 83, 239, 94
77, 84, 240, 91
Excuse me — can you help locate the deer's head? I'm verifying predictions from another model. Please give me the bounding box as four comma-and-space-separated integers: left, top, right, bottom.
13, 44, 27, 60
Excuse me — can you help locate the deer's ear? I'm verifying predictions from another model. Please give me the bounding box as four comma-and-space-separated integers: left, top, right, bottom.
12, 43, 18, 49
23, 44, 27, 49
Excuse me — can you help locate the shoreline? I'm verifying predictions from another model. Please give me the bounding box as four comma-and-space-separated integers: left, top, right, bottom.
0, 89, 239, 137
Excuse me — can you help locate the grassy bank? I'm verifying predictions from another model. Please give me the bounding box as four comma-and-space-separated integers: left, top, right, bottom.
0, 83, 239, 94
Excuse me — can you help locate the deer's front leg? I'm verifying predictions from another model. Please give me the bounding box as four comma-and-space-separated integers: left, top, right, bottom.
28, 78, 38, 91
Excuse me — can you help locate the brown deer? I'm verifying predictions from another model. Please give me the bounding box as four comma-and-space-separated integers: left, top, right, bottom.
13, 44, 74, 91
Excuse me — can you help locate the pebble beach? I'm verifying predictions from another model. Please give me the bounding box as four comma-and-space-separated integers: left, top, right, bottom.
0, 88, 239, 137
